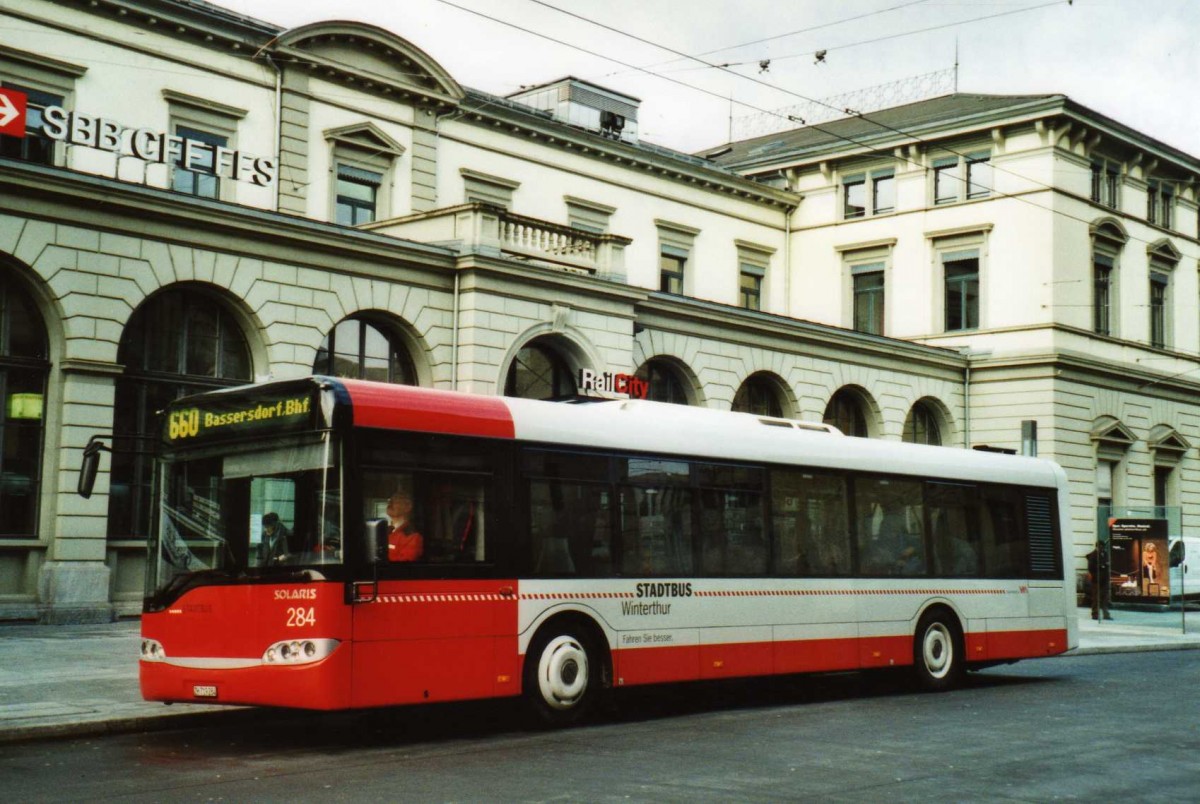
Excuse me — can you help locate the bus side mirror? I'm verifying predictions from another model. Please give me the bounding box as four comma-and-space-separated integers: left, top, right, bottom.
77, 437, 111, 499
365, 519, 389, 565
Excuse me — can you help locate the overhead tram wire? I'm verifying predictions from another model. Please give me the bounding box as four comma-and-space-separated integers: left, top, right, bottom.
609, 0, 934, 76
509, 0, 1179, 252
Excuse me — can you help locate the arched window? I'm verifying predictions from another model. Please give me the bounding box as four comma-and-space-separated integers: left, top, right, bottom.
108, 289, 252, 539
903, 401, 942, 445
0, 273, 49, 537
314, 315, 416, 384
732, 373, 784, 417
635, 358, 689, 405
822, 388, 869, 437
504, 339, 576, 400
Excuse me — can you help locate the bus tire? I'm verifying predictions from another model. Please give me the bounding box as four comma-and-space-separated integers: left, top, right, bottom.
913, 608, 964, 692
523, 625, 599, 727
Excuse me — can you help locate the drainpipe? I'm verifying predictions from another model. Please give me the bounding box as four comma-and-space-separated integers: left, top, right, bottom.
784, 202, 793, 317
451, 272, 460, 391
264, 54, 283, 212
962, 359, 971, 449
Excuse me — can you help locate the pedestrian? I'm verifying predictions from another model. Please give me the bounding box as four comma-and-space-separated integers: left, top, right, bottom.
1087, 542, 1112, 620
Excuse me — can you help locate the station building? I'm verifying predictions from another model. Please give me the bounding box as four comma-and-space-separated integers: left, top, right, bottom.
1, 0, 1196, 621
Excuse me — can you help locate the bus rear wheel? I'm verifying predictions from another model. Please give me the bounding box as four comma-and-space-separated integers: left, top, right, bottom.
913, 609, 964, 691
524, 626, 598, 727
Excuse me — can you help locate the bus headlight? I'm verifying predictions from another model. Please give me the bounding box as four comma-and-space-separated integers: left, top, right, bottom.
262, 638, 339, 665
141, 639, 167, 662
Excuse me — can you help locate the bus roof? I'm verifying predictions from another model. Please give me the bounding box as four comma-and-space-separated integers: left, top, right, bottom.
327, 378, 1061, 489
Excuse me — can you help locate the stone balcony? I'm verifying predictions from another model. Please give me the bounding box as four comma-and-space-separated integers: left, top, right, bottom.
366, 203, 630, 279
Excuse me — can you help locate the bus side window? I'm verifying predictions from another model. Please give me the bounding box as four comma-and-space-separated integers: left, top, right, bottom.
980, 485, 1023, 577
619, 485, 694, 576
927, 482, 981, 577
855, 476, 925, 576
529, 481, 612, 576
424, 477, 488, 563
773, 470, 851, 577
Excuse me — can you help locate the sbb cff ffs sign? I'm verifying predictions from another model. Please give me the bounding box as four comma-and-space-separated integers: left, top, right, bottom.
0, 87, 28, 137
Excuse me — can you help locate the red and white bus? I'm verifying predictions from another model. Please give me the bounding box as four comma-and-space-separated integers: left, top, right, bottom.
98, 377, 1076, 724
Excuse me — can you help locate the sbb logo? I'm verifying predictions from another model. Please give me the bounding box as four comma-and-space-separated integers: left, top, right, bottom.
0, 87, 28, 137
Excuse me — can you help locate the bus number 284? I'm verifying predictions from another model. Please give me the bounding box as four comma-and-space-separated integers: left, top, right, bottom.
287, 607, 316, 627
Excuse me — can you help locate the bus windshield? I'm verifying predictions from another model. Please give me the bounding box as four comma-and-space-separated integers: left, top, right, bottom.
148, 433, 342, 602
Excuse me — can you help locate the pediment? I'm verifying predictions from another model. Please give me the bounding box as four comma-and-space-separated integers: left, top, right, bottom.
273, 22, 464, 108
1091, 416, 1136, 447
325, 122, 406, 156
1146, 238, 1182, 264
1148, 424, 1191, 455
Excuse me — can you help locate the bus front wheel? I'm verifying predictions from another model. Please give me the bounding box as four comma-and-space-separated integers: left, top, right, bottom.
524, 626, 598, 727
913, 609, 964, 692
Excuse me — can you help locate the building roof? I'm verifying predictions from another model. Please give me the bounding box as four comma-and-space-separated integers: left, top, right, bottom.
707, 93, 1065, 171
709, 92, 1200, 179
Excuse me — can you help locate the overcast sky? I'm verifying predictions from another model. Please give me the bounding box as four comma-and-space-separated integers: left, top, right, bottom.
224, 0, 1200, 158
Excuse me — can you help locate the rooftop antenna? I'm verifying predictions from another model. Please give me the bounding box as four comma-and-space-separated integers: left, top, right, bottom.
954, 37, 959, 92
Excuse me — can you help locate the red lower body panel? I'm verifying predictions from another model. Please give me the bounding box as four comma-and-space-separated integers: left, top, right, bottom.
140, 647, 352, 710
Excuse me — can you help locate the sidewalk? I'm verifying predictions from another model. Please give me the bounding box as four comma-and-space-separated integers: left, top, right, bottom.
1, 607, 1198, 744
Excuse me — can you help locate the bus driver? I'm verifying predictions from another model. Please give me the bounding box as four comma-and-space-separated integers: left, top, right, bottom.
386, 490, 424, 562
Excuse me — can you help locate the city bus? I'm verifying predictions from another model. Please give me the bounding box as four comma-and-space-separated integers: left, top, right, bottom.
85, 376, 1077, 725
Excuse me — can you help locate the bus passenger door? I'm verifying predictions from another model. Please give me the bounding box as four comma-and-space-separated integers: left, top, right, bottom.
349, 473, 518, 708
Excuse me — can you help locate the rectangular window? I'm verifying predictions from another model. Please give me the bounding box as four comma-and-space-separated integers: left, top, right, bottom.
966, 153, 991, 199
660, 251, 686, 295
1161, 186, 1174, 229
1149, 271, 1168, 348
843, 174, 866, 219
739, 264, 763, 311
771, 470, 851, 577
855, 476, 926, 576
944, 253, 980, 331
1090, 162, 1103, 203
1147, 182, 1160, 225
926, 482, 981, 577
852, 264, 885, 335
1093, 254, 1113, 336
699, 484, 766, 576
872, 171, 895, 214
619, 458, 693, 576
172, 126, 226, 199
933, 157, 960, 204
530, 480, 613, 576
336, 164, 383, 226
979, 485, 1025, 577
0, 86, 62, 166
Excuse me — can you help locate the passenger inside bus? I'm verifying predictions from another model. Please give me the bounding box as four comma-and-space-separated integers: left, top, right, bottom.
258, 512, 292, 565
386, 490, 424, 562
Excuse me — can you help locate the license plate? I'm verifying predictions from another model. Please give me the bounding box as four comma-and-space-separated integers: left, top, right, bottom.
192, 684, 218, 699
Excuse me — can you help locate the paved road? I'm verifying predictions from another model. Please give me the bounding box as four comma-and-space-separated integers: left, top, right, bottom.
2, 650, 1198, 802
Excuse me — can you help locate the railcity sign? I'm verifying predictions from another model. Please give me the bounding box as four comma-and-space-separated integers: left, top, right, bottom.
577, 369, 649, 399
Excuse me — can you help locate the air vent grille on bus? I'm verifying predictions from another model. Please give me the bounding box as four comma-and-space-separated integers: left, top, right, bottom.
757, 418, 840, 434
1025, 493, 1059, 577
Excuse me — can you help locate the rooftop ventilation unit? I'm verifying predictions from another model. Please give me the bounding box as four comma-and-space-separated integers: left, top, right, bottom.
508, 77, 640, 144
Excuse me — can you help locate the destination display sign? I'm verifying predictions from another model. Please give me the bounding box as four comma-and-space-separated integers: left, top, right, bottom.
162, 389, 321, 447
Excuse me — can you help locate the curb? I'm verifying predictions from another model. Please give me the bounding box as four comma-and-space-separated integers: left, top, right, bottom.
0, 707, 257, 746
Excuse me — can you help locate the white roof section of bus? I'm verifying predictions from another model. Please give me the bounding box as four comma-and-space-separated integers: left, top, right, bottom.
503, 397, 1061, 488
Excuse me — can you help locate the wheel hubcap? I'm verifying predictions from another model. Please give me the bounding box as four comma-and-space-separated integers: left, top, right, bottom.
538, 635, 589, 710
923, 623, 953, 679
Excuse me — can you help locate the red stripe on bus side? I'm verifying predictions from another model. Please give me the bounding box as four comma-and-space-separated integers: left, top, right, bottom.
610, 628, 1069, 687
339, 380, 515, 439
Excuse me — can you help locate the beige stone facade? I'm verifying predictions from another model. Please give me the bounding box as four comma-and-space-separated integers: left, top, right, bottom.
4, 1, 1196, 621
